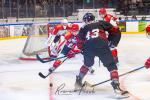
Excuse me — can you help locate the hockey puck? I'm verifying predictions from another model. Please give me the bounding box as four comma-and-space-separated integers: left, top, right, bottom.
50, 83, 53, 87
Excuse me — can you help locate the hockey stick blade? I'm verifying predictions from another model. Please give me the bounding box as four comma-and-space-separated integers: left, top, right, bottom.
38, 72, 47, 79
86, 66, 144, 87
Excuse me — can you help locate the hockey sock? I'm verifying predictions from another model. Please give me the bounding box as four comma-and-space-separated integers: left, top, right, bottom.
79, 65, 89, 79
110, 70, 119, 80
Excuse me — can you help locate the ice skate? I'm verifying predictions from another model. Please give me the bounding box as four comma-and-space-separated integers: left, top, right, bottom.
111, 79, 129, 99
74, 76, 83, 91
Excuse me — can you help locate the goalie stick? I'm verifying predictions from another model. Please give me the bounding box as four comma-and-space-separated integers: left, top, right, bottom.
84, 66, 144, 87
39, 57, 68, 79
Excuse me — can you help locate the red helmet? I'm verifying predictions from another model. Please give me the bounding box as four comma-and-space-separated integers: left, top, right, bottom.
99, 8, 107, 15
146, 25, 150, 33
71, 24, 79, 32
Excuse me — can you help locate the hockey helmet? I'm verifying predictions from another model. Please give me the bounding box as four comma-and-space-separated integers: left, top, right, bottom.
72, 24, 79, 31
71, 24, 79, 35
83, 13, 95, 23
99, 8, 107, 15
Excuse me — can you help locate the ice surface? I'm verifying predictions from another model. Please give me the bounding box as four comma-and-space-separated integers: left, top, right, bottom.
0, 34, 150, 100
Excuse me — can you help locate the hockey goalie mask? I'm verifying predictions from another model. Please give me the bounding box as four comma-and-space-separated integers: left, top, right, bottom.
146, 25, 150, 38
71, 24, 79, 36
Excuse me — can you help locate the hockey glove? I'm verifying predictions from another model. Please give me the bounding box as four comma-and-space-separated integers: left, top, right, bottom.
77, 40, 85, 50
66, 50, 75, 58
72, 49, 81, 54
144, 58, 150, 69
53, 60, 62, 68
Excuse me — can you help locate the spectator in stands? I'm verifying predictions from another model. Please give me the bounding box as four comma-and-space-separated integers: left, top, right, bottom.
26, 0, 34, 18
137, 1, 144, 15
108, 0, 113, 7
125, 16, 129, 20
11, 1, 17, 17
0, 1, 2, 18
35, 2, 42, 17
131, 15, 137, 20
42, 0, 49, 16
141, 16, 146, 20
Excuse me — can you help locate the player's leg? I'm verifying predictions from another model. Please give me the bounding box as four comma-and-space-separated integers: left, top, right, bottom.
96, 43, 122, 93
108, 34, 119, 66
110, 47, 119, 66
48, 45, 71, 73
75, 49, 95, 88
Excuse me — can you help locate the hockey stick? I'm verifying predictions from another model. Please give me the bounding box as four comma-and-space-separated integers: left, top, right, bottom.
39, 57, 68, 79
85, 66, 144, 87
36, 52, 81, 63
36, 54, 66, 63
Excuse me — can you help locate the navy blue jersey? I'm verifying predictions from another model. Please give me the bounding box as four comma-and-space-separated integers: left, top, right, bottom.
78, 20, 121, 47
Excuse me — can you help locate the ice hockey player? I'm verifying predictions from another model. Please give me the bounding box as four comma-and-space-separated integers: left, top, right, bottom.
99, 8, 119, 26
48, 24, 81, 74
46, 18, 72, 56
99, 8, 119, 66
47, 19, 95, 74
75, 13, 128, 97
144, 25, 150, 69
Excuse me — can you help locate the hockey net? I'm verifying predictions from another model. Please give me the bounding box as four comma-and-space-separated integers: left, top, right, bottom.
19, 23, 52, 60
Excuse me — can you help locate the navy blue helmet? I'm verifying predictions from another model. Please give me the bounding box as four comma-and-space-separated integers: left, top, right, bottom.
83, 13, 95, 23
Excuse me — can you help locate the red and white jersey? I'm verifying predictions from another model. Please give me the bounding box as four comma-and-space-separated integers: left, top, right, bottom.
52, 24, 79, 54
52, 24, 71, 35
103, 14, 119, 26
59, 26, 78, 48
46, 24, 71, 46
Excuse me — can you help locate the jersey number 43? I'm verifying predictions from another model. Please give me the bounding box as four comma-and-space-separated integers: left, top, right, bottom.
86, 29, 99, 40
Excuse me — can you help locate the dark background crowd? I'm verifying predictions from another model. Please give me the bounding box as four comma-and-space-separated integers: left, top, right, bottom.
0, 0, 150, 19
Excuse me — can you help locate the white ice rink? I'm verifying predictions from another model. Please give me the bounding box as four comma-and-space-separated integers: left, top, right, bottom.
0, 34, 150, 100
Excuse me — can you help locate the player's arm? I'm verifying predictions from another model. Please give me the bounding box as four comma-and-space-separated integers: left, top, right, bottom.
107, 28, 121, 47
100, 20, 121, 47
100, 20, 121, 64
110, 16, 119, 27
76, 27, 87, 50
